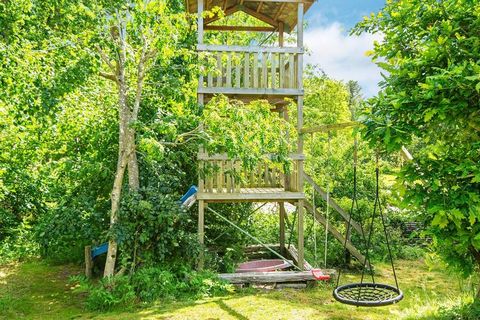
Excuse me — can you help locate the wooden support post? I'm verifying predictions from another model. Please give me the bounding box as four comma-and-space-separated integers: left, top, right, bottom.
85, 246, 93, 278
198, 200, 205, 270
279, 203, 286, 255
297, 200, 304, 270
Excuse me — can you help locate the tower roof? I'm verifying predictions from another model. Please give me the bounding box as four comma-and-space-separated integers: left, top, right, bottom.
186, 0, 314, 33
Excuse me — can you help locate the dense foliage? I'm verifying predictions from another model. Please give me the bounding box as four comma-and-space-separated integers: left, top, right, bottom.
354, 0, 480, 284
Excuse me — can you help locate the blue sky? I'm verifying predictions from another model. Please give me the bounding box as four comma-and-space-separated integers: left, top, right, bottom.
303, 0, 386, 97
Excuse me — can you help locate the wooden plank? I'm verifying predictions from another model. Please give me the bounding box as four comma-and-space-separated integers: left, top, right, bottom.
197, 153, 305, 161
244, 52, 250, 88
242, 6, 279, 28
253, 52, 258, 88
204, 25, 276, 32
197, 0, 204, 44
235, 57, 241, 88
226, 161, 232, 193
217, 160, 223, 193
279, 53, 284, 88
262, 52, 268, 88
279, 204, 286, 255
270, 52, 276, 89
297, 200, 305, 270
198, 200, 205, 270
218, 270, 336, 284
216, 53, 222, 87
303, 173, 365, 237
289, 54, 295, 88
197, 44, 303, 54
287, 244, 312, 270
226, 52, 232, 87
235, 162, 241, 193
196, 191, 305, 201
207, 67, 213, 88
85, 246, 93, 278
197, 87, 304, 96
303, 200, 368, 267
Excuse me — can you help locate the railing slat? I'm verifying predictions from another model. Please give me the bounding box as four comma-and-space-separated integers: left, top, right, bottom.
253, 52, 258, 88
289, 54, 295, 88
244, 52, 250, 88
279, 53, 284, 88
226, 52, 232, 88
262, 52, 268, 88
270, 53, 276, 89
216, 53, 222, 87
235, 54, 241, 88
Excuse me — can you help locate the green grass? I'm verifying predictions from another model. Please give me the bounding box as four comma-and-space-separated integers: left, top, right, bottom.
0, 259, 477, 319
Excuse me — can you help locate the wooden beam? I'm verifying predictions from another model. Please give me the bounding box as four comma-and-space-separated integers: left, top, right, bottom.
197, 86, 303, 95
197, 0, 204, 44
287, 244, 312, 270
274, 3, 286, 21
279, 203, 286, 255
242, 6, 279, 28
204, 25, 276, 32
301, 121, 360, 134
198, 200, 205, 270
196, 191, 304, 201
197, 44, 304, 53
256, 1, 263, 12
197, 152, 305, 160
297, 200, 304, 270
303, 200, 368, 267
85, 246, 93, 278
303, 173, 365, 237
218, 270, 336, 284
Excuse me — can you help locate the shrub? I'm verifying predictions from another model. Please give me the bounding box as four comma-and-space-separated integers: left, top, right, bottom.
84, 275, 136, 311
131, 268, 177, 302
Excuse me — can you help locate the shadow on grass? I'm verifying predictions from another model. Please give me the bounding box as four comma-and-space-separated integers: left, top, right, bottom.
215, 300, 249, 320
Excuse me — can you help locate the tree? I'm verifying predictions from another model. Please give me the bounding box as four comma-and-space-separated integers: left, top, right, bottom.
96, 1, 194, 277
354, 0, 480, 297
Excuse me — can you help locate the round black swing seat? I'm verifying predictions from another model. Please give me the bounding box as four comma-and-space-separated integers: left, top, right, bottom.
333, 283, 403, 307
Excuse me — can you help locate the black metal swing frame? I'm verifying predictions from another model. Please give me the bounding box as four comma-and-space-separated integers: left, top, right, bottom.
333, 144, 403, 307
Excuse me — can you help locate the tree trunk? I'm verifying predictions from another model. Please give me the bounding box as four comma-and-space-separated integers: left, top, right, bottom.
127, 130, 140, 191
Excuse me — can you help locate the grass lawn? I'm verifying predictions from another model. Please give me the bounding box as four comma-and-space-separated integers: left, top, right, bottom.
0, 259, 476, 320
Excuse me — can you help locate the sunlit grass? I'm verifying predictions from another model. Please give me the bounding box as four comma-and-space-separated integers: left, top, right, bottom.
0, 259, 477, 319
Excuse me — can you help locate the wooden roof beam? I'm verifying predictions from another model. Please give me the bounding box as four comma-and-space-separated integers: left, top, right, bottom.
274, 3, 286, 21
242, 5, 279, 28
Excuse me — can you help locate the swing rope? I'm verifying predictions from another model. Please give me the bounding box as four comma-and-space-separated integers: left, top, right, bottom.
333, 149, 403, 307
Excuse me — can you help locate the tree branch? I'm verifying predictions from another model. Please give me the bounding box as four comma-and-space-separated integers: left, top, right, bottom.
96, 45, 116, 72
99, 71, 119, 83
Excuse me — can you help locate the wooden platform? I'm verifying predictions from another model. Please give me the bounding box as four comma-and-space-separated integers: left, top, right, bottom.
197, 187, 304, 202
218, 269, 336, 284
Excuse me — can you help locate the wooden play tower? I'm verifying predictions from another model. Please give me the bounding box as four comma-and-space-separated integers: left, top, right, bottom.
186, 0, 312, 271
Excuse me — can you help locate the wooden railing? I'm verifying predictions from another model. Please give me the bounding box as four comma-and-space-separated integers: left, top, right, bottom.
197, 45, 303, 94
197, 153, 304, 193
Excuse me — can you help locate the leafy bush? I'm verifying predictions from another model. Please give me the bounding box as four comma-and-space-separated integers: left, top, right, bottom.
35, 202, 107, 264
132, 265, 233, 302
70, 275, 137, 312
131, 267, 177, 302
115, 188, 199, 270
0, 219, 39, 263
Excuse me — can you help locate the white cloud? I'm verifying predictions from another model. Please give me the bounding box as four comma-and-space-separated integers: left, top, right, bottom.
304, 22, 383, 97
